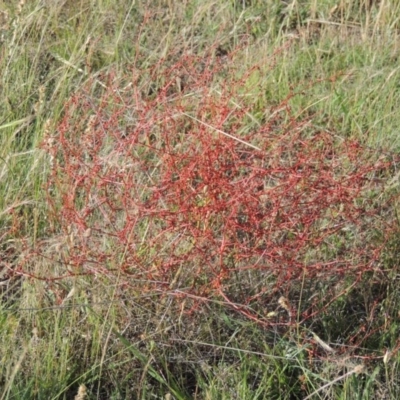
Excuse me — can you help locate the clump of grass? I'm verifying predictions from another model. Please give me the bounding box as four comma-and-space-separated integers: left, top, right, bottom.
3, 1, 400, 399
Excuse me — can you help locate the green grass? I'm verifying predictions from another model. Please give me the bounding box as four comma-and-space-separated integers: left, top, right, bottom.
2, 0, 400, 398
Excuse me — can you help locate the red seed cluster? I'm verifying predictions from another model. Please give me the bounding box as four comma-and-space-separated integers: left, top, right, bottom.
23, 46, 398, 325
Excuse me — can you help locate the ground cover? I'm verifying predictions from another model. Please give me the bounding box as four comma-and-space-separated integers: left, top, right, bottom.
2, 1, 400, 399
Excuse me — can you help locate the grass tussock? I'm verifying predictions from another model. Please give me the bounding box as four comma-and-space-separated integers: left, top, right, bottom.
2, 0, 400, 399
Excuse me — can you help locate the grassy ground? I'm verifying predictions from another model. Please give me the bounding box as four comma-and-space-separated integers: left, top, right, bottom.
2, 0, 400, 398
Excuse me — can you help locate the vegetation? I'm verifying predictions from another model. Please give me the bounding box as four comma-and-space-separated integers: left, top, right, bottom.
2, 0, 400, 398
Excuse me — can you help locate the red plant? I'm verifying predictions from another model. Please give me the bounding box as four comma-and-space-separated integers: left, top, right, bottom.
21, 44, 399, 327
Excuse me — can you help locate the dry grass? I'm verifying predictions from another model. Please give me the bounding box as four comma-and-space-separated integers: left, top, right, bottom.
2, 1, 400, 399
